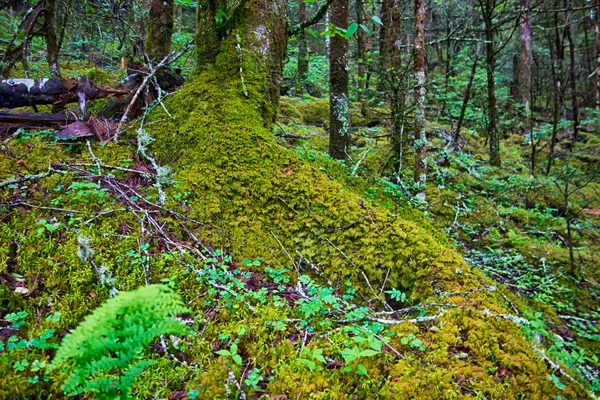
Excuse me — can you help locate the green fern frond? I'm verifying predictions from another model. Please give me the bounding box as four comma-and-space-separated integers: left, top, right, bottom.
50, 285, 190, 398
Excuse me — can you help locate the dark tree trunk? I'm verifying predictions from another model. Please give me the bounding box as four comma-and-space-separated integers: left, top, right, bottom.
44, 0, 61, 77
379, 0, 401, 70
482, 0, 500, 167
413, 0, 427, 200
146, 0, 175, 63
298, 0, 309, 94
329, 0, 350, 160
596, 0, 600, 109
564, 0, 579, 143
196, 0, 223, 71
356, 0, 367, 100
453, 43, 481, 146
546, 3, 565, 176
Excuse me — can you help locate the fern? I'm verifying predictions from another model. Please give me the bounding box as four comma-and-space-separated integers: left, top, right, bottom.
49, 285, 190, 399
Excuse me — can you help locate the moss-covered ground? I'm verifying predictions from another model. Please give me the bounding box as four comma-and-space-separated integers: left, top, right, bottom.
0, 52, 598, 399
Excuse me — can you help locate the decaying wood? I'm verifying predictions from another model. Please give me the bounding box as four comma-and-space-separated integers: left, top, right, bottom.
0, 110, 77, 126
0, 76, 130, 110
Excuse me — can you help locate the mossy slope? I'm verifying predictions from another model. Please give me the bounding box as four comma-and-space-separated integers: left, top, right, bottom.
0, 49, 593, 398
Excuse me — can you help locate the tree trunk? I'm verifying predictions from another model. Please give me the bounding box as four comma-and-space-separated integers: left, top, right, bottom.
564, 0, 579, 143
329, 0, 350, 160
517, 0, 532, 112
356, 0, 366, 100
453, 42, 481, 146
413, 0, 427, 200
297, 0, 309, 94
596, 0, 600, 109
44, 0, 61, 77
146, 0, 175, 63
196, 0, 223, 71
483, 0, 500, 167
380, 0, 401, 70
195, 0, 287, 118
547, 3, 565, 176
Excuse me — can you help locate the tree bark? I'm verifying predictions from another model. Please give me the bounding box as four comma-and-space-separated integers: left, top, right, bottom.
564, 0, 579, 143
517, 0, 532, 112
596, 0, 600, 109
43, 0, 61, 77
379, 0, 401, 71
298, 0, 309, 94
413, 0, 427, 200
482, 0, 501, 167
329, 0, 350, 160
195, 0, 288, 118
355, 0, 366, 100
146, 0, 175, 63
453, 43, 481, 146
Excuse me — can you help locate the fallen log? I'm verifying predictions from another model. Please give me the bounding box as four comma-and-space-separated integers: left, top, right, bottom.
0, 76, 130, 113
0, 110, 77, 126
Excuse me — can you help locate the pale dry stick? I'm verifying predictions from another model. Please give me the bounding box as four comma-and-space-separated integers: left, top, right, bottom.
3, 201, 82, 214
113, 51, 174, 141
86, 140, 102, 181
270, 230, 299, 276
59, 162, 153, 176
351, 147, 371, 176
84, 208, 126, 225
113, 40, 194, 141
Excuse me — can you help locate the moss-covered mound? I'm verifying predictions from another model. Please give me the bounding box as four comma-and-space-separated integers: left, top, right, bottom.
0, 51, 594, 399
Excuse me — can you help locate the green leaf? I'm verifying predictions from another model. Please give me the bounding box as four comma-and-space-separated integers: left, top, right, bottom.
372, 15, 383, 26
346, 23, 358, 38
356, 364, 368, 376
216, 350, 231, 357
232, 354, 242, 365
359, 349, 379, 357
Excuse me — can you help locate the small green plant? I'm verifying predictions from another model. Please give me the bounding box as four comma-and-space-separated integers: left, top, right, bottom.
49, 285, 190, 399
216, 342, 242, 366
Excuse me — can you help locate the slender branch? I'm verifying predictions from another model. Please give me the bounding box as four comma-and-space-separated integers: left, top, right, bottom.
288, 0, 336, 36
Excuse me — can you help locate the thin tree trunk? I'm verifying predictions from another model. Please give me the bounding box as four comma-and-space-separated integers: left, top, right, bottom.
517, 0, 532, 111
546, 11, 563, 176
564, 0, 579, 143
453, 42, 481, 145
298, 0, 309, 94
44, 0, 61, 77
596, 0, 600, 109
414, 0, 427, 200
482, 0, 500, 166
329, 0, 350, 159
356, 0, 366, 100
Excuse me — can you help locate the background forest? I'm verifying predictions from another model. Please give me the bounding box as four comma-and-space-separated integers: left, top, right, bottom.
0, 0, 599, 399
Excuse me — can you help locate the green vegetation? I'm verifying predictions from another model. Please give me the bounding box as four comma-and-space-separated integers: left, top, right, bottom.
1, 0, 599, 399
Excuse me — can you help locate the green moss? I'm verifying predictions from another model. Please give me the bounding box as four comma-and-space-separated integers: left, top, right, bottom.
0, 40, 594, 399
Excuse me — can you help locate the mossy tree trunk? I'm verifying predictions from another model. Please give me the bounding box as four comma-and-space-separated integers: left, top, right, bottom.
413, 0, 427, 200
146, 0, 175, 63
328, 0, 350, 160
194, 0, 287, 119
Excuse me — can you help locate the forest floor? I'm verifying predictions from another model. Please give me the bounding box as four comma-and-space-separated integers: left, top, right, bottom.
0, 73, 599, 399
